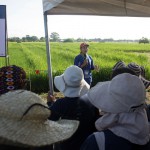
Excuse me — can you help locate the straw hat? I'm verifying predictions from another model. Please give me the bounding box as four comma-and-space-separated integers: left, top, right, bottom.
88, 73, 146, 113
54, 65, 90, 97
0, 90, 79, 147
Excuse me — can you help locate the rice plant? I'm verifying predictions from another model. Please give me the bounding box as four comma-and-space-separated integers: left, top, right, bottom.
0, 42, 150, 93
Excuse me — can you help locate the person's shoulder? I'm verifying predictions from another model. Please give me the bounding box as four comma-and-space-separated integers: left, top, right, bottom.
56, 97, 77, 104
88, 55, 93, 59
86, 54, 92, 60
53, 97, 66, 104
80, 94, 91, 105
80, 133, 99, 150
79, 96, 94, 109
75, 54, 82, 59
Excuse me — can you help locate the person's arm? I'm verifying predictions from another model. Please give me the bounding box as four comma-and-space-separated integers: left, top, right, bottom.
80, 59, 88, 68
74, 56, 87, 68
47, 92, 63, 121
47, 91, 57, 107
48, 99, 62, 121
90, 56, 100, 71
94, 65, 100, 72
74, 56, 79, 66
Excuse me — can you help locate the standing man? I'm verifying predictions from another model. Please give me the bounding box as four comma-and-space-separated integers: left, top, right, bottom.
74, 43, 99, 86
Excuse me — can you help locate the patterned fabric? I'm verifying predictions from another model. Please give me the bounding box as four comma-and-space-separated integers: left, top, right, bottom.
0, 65, 26, 95
140, 66, 146, 78
141, 77, 150, 89
112, 61, 150, 89
111, 67, 137, 79
112, 61, 126, 71
127, 63, 141, 76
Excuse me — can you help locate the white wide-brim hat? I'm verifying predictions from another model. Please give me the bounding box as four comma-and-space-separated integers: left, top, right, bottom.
0, 90, 79, 147
54, 65, 90, 97
88, 73, 146, 113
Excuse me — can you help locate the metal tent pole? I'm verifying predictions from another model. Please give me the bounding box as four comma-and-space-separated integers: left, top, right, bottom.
44, 12, 54, 95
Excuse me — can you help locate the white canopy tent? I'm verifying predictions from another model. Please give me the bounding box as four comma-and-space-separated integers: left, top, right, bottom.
43, 0, 150, 16
42, 0, 150, 94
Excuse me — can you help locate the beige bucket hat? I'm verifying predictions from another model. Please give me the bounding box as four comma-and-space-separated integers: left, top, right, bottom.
88, 73, 146, 113
0, 90, 79, 147
54, 65, 90, 97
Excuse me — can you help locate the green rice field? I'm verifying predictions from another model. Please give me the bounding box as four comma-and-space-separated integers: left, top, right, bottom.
0, 42, 150, 93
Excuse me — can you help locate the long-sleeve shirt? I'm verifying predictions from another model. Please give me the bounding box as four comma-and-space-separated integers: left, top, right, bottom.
47, 97, 99, 150
74, 54, 94, 85
80, 130, 150, 150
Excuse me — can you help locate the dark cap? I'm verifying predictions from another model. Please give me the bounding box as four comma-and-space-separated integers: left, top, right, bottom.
80, 43, 89, 49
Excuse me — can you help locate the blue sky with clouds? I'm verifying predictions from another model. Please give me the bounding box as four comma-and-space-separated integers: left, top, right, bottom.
1, 0, 150, 40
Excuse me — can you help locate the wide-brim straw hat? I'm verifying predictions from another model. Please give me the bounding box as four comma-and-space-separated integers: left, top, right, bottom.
0, 90, 79, 147
54, 65, 90, 97
88, 73, 146, 113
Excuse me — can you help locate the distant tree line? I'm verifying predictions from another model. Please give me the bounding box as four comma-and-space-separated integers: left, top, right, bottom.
8, 35, 45, 42
8, 32, 150, 44
139, 37, 149, 44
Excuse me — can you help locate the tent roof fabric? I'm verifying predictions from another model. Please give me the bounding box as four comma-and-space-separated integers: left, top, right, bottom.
43, 0, 150, 17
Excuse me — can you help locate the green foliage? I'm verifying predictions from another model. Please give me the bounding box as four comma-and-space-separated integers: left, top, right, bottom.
63, 38, 74, 42
139, 37, 149, 44
50, 32, 60, 42
8, 35, 45, 42
1, 42, 150, 93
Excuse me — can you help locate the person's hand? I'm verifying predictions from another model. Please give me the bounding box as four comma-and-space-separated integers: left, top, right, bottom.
47, 91, 56, 103
94, 65, 100, 72
81, 59, 88, 68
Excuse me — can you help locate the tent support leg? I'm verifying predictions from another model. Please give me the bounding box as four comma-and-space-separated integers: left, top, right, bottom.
44, 12, 54, 95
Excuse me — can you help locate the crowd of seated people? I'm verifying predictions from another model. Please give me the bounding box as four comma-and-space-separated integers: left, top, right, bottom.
0, 63, 150, 150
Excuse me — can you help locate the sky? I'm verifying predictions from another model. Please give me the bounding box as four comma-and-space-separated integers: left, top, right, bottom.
1, 0, 150, 40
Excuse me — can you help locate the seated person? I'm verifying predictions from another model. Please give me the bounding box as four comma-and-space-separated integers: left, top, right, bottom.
0, 65, 27, 95
112, 62, 150, 121
112, 61, 150, 89
111, 67, 137, 79
112, 60, 126, 71
81, 73, 150, 150
47, 65, 99, 150
0, 90, 79, 150
127, 62, 150, 89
